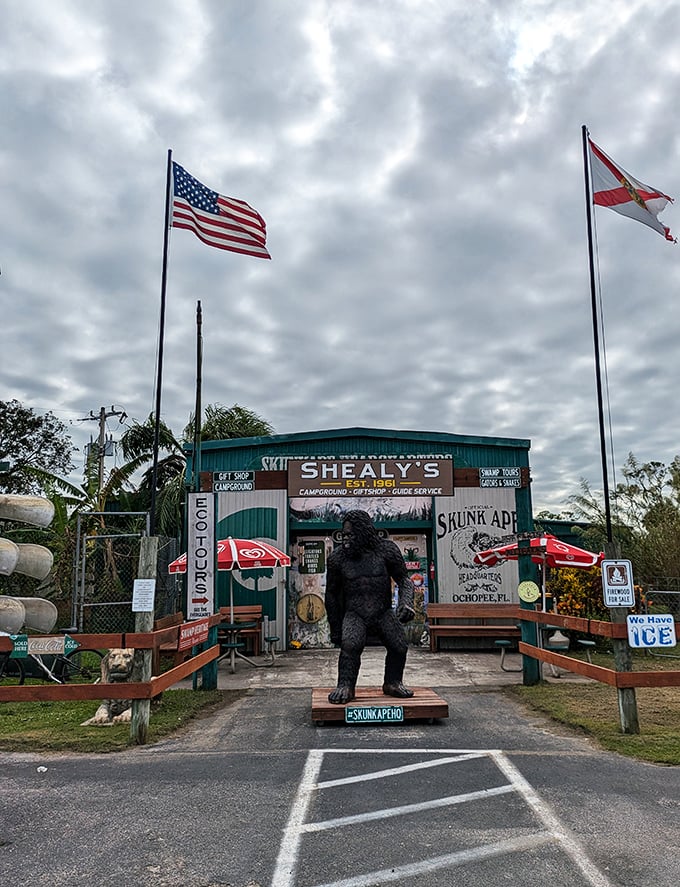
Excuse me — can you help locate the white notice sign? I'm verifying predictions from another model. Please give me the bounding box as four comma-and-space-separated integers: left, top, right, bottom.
132, 578, 156, 612
602, 559, 635, 607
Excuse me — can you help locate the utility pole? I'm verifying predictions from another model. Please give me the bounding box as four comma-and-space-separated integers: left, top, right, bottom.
79, 406, 127, 491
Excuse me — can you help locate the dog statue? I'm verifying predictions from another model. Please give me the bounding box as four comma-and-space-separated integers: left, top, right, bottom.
81, 648, 135, 726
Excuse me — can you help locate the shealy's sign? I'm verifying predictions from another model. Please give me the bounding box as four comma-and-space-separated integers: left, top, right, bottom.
288, 458, 454, 497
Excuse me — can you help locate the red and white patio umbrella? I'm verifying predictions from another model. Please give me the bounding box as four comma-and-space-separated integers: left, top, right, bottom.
169, 538, 291, 574
169, 537, 291, 621
473, 534, 604, 610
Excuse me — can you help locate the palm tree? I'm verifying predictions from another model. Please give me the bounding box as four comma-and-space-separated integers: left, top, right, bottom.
183, 403, 274, 442
120, 404, 274, 538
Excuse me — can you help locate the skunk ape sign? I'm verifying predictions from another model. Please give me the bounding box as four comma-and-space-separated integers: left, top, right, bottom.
435, 489, 519, 604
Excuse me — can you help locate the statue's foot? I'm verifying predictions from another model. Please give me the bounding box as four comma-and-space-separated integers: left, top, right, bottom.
382, 682, 414, 698
328, 685, 355, 704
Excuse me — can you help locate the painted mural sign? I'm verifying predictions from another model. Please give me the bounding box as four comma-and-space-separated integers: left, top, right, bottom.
391, 533, 429, 645
214, 489, 289, 649
435, 489, 519, 604
289, 536, 333, 649
287, 458, 454, 497
289, 496, 432, 524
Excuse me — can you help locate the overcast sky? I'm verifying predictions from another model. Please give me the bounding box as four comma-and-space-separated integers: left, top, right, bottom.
2, 0, 679, 512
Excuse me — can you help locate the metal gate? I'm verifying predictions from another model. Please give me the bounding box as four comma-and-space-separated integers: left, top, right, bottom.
72, 511, 181, 633
646, 580, 680, 617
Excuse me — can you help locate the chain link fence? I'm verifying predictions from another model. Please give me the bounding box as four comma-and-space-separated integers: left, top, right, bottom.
72, 511, 181, 633
646, 580, 680, 618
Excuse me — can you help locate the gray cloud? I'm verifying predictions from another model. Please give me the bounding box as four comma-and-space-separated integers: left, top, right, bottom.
1, 0, 679, 509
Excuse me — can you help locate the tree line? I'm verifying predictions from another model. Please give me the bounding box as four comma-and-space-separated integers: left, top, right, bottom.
0, 399, 273, 608
2, 398, 679, 615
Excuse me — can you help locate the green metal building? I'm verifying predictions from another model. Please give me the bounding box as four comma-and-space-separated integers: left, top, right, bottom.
189, 427, 534, 650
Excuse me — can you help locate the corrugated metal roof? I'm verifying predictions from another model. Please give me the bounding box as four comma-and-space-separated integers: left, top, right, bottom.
189, 426, 531, 474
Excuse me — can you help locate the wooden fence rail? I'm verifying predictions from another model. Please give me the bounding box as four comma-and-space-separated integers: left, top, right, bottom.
3, 609, 680, 702
516, 609, 680, 687
0, 613, 224, 703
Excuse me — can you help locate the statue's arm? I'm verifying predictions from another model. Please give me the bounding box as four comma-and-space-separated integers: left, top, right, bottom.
384, 542, 415, 623
325, 552, 344, 644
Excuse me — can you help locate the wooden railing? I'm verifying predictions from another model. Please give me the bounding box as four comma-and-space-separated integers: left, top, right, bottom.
0, 612, 223, 703
516, 609, 680, 688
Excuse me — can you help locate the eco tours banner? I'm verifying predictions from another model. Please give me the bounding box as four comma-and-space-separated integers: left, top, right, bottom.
435, 488, 519, 604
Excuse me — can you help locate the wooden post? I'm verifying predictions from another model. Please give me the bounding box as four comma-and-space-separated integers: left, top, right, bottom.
517, 535, 541, 686
194, 626, 219, 690
611, 605, 640, 734
130, 535, 159, 745
604, 541, 640, 734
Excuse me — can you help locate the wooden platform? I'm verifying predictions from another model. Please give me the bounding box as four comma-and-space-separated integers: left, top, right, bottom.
312, 686, 449, 725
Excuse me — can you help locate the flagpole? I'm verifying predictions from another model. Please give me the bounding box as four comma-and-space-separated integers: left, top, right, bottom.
193, 300, 203, 492
582, 125, 614, 544
150, 148, 173, 535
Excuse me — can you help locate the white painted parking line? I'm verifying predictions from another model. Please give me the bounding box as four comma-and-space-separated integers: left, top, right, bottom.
310, 834, 556, 887
299, 783, 516, 833
272, 748, 615, 887
316, 751, 487, 789
271, 749, 324, 887
491, 752, 615, 887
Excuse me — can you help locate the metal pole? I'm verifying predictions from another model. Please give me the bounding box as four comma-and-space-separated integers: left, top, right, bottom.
193, 300, 203, 492
582, 124, 614, 544
583, 126, 639, 732
150, 149, 173, 535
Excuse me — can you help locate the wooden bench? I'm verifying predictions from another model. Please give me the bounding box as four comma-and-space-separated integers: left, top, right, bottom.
427, 604, 522, 652
152, 611, 190, 674
218, 605, 263, 656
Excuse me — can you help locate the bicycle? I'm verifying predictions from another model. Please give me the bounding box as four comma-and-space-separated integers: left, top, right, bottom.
0, 626, 105, 685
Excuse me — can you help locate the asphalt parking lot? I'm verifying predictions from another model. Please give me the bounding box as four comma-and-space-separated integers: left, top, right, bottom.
1, 647, 679, 887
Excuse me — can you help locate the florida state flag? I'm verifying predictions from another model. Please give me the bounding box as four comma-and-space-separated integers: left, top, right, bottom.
588, 138, 675, 242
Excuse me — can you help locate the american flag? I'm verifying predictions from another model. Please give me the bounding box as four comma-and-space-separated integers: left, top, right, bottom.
171, 163, 271, 259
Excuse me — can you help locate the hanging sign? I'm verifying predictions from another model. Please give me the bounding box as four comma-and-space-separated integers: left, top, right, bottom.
602, 559, 635, 607
9, 634, 28, 658
178, 617, 210, 651
288, 459, 453, 497
213, 471, 254, 492
518, 580, 541, 603
187, 493, 215, 620
479, 467, 522, 488
627, 614, 677, 648
298, 540, 326, 574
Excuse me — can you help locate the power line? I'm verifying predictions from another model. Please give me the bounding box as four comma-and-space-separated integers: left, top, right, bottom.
78, 406, 127, 489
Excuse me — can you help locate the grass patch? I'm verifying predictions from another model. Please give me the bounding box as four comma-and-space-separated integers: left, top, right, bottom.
507, 657, 680, 766
0, 689, 247, 753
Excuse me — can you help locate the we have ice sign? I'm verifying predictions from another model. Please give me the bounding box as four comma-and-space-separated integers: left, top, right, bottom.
627, 614, 677, 648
